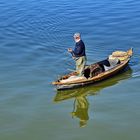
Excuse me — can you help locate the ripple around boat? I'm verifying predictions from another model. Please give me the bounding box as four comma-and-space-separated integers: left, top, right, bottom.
52, 48, 133, 90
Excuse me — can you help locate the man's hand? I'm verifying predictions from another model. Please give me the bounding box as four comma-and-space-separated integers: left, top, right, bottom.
68, 48, 73, 53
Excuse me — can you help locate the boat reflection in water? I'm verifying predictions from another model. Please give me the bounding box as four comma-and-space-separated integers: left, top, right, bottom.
53, 68, 132, 127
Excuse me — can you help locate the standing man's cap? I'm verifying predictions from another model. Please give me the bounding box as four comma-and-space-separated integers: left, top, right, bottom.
74, 32, 81, 38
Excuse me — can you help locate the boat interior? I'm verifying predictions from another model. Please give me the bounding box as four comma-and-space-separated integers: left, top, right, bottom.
83, 58, 120, 79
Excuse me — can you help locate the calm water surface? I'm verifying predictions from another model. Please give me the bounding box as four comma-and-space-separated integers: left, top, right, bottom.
0, 0, 140, 140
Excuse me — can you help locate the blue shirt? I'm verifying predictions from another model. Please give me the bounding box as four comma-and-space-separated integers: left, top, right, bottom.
72, 40, 86, 57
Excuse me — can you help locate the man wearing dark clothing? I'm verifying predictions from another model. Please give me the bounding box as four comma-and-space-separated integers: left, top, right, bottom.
72, 39, 86, 58
68, 33, 87, 76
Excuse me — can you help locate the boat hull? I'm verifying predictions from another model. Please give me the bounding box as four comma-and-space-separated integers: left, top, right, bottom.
56, 60, 129, 90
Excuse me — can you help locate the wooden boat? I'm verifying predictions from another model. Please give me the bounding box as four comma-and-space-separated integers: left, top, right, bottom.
54, 68, 132, 102
52, 48, 133, 90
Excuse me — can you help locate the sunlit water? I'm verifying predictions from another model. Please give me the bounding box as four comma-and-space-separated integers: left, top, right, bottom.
0, 0, 140, 140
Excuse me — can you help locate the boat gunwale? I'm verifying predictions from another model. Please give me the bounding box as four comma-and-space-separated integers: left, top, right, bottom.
54, 58, 130, 85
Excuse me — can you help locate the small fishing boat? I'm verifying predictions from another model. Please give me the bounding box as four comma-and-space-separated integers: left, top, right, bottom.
52, 48, 133, 90
54, 68, 132, 101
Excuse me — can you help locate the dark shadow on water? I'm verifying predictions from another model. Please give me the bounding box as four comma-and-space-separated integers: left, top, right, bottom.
53, 68, 132, 128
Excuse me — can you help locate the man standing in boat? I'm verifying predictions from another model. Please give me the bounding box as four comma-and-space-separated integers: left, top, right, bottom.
68, 33, 87, 76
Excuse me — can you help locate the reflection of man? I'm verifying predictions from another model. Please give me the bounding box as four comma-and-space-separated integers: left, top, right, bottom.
71, 96, 89, 127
